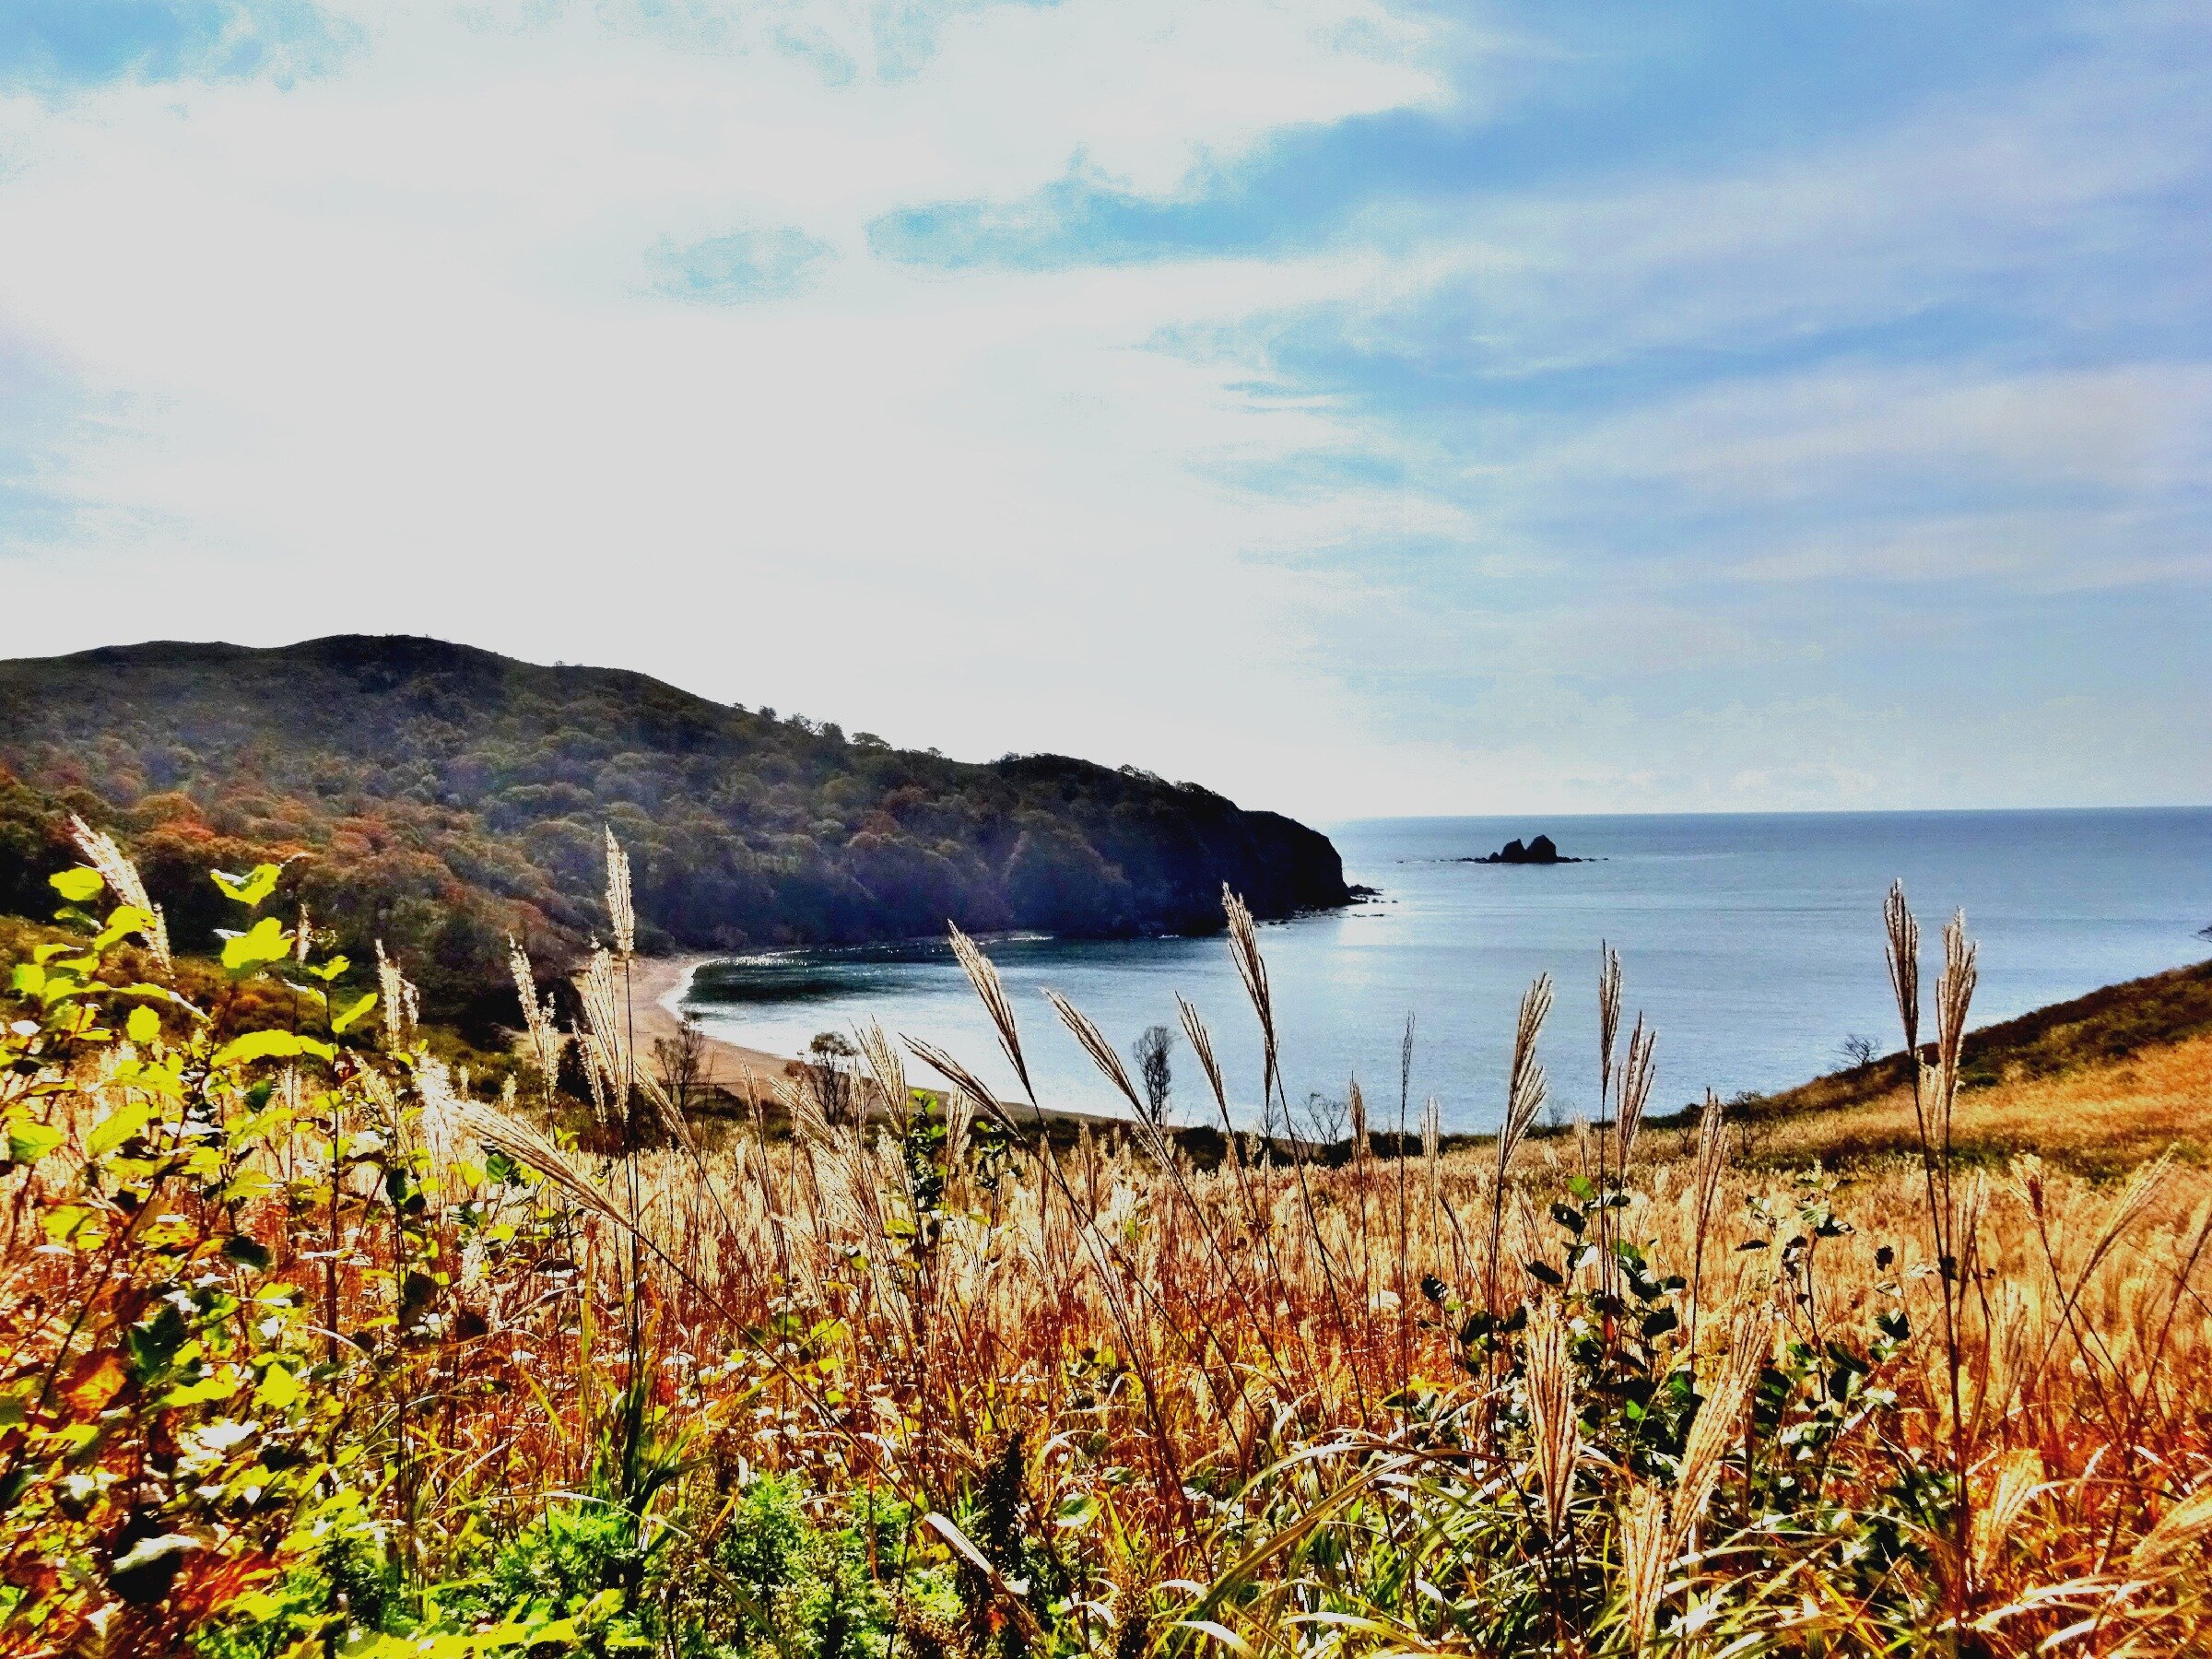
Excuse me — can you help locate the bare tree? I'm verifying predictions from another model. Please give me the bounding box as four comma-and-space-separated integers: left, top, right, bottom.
651, 1011, 710, 1117
808, 1030, 858, 1124
1130, 1024, 1176, 1129
1838, 1032, 1880, 1070
1301, 1089, 1349, 1147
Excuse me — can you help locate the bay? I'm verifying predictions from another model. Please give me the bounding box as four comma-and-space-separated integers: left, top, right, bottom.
679, 808, 2211, 1133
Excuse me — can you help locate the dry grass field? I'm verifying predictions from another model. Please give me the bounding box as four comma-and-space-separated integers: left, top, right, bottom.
1707, 1030, 2212, 1171
1699, 958, 2212, 1174
4, 827, 2210, 1655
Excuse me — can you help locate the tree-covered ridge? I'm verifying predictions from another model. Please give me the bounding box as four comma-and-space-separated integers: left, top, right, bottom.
0, 635, 1350, 1020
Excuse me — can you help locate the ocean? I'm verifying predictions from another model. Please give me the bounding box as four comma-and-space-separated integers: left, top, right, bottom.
677, 809, 2211, 1133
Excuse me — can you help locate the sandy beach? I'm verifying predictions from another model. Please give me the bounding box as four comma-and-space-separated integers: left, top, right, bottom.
622, 954, 804, 1098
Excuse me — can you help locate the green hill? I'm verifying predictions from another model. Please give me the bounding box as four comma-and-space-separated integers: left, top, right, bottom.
0, 635, 1351, 1024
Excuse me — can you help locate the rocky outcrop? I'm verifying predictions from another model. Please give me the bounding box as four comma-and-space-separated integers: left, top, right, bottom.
1465, 833, 1584, 865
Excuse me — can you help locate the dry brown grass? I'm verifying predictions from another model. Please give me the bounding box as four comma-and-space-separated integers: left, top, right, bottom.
11, 840, 2212, 1655
1703, 1027, 2212, 1174
490, 1062, 2212, 1652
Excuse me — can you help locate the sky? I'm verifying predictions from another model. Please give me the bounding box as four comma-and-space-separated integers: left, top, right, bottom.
0, 0, 2206, 820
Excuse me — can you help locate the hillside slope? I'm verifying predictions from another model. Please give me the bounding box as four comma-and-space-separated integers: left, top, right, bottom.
0, 635, 1351, 1018
1684, 957, 2212, 1171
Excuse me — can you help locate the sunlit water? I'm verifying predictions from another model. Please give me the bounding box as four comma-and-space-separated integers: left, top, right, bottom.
677, 810, 2211, 1133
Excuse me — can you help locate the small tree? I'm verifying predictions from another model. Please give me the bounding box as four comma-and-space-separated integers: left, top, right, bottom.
1301, 1089, 1349, 1147
1839, 1032, 1880, 1070
1131, 1024, 1175, 1129
652, 1011, 710, 1117
808, 1030, 858, 1124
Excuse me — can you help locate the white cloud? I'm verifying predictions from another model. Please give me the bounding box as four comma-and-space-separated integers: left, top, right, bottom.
0, 0, 2206, 818
0, 0, 1444, 814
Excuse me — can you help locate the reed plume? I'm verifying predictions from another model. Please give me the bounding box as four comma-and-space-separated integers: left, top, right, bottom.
574, 943, 680, 1143
855, 1021, 911, 1132
1617, 1481, 1668, 1652
436, 1090, 624, 1230
66, 813, 169, 968
947, 924, 1035, 1105
1617, 1015, 1657, 1163
376, 939, 419, 1043
1935, 909, 1980, 1148
1502, 972, 1555, 1172
1421, 1094, 1442, 1239
603, 826, 636, 959
1688, 1088, 1728, 1354
2132, 1484, 2212, 1570
1488, 973, 1554, 1314
576, 947, 631, 1106
1972, 1449, 2044, 1581
1046, 990, 1175, 1164
1223, 885, 1278, 1100
508, 935, 563, 1092
1598, 941, 1622, 1117
904, 1035, 1019, 1139
1176, 994, 1233, 1136
1884, 879, 1922, 1057
1525, 1306, 1581, 1542
1670, 1307, 1766, 1559
1044, 990, 1142, 1112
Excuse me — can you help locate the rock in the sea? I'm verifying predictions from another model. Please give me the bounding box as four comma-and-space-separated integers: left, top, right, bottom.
1466, 833, 1583, 865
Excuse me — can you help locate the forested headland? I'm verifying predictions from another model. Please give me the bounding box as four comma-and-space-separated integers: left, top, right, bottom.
0, 635, 1350, 1024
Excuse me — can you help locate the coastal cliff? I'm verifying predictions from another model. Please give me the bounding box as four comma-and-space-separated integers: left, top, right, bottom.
0, 635, 1352, 1018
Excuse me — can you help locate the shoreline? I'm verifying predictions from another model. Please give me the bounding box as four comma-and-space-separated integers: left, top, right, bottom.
618, 952, 1130, 1129
622, 954, 805, 1098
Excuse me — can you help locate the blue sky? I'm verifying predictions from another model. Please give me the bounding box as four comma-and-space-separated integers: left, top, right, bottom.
0, 0, 2205, 815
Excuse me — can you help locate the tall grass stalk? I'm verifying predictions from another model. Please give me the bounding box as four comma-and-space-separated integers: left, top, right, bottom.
11, 838, 2212, 1655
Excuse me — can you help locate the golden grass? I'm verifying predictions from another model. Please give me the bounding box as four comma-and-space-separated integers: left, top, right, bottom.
465, 1072, 2212, 1653
1714, 1028, 2212, 1173
10, 841, 2212, 1655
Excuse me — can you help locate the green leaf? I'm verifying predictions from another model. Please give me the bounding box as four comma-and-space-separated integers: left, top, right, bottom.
94, 905, 158, 952
114, 983, 208, 1022
211, 864, 282, 908
222, 1234, 273, 1271
211, 1030, 336, 1068
87, 1099, 154, 1159
125, 1005, 160, 1045
48, 867, 105, 903
4, 1116, 65, 1166
331, 993, 378, 1034
306, 955, 350, 982
159, 1372, 239, 1408
254, 1361, 300, 1410
1641, 1307, 1679, 1341
220, 915, 293, 974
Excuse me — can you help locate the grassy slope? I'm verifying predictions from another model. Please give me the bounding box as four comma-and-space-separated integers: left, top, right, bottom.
1677, 957, 2212, 1173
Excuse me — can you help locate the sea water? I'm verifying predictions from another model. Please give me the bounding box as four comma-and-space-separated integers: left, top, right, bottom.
679, 809, 2211, 1132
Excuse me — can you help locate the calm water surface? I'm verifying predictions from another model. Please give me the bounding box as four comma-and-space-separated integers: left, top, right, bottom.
680, 810, 2210, 1132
